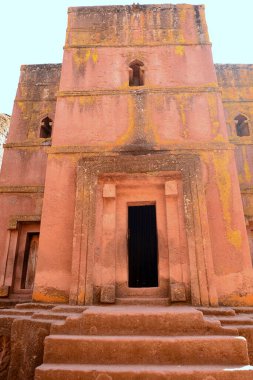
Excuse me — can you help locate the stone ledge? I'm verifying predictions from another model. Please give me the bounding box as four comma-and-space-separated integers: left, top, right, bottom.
0, 186, 44, 194
4, 139, 51, 149
229, 139, 253, 145
57, 85, 220, 98
68, 4, 206, 13
64, 42, 212, 49
14, 98, 57, 102
222, 99, 253, 103
8, 215, 41, 229
241, 188, 253, 194
47, 142, 235, 155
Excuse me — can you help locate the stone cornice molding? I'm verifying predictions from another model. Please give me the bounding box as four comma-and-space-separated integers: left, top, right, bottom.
64, 42, 212, 49
57, 86, 221, 98
47, 142, 234, 155
8, 215, 41, 230
0, 186, 44, 194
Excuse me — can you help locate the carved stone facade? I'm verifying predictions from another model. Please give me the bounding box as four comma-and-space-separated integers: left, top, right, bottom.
0, 4, 253, 308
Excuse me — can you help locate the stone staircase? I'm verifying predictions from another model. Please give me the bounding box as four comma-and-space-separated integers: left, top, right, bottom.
1, 303, 253, 379
199, 306, 253, 365
34, 305, 253, 380
0, 303, 87, 380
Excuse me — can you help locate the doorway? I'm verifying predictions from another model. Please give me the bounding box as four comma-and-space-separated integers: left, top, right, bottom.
21, 232, 40, 289
11, 222, 40, 297
128, 205, 158, 288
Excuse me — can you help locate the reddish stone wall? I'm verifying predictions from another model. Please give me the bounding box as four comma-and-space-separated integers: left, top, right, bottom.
32, 4, 253, 306
216, 64, 253, 269
55, 5, 223, 147
7, 64, 61, 142
0, 64, 61, 297
216, 64, 253, 191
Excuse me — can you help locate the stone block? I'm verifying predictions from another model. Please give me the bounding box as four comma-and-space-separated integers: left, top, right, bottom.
103, 184, 116, 198
165, 181, 178, 196
171, 283, 186, 302
0, 286, 9, 297
100, 285, 115, 304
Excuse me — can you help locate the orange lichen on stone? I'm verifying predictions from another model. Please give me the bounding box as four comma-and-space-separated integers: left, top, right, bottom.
207, 94, 220, 139
73, 49, 91, 67
175, 46, 185, 56
92, 50, 98, 64
242, 146, 252, 184
114, 96, 135, 146
212, 151, 242, 249
33, 289, 68, 303
224, 294, 253, 306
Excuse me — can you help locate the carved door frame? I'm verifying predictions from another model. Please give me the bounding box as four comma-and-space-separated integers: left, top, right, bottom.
70, 153, 218, 307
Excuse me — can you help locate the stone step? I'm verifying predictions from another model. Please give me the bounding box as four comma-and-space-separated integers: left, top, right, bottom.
51, 305, 229, 336
35, 364, 253, 380
220, 317, 253, 325
32, 319, 66, 326
220, 325, 240, 335
51, 305, 87, 313
0, 308, 77, 320
0, 309, 37, 316
234, 307, 253, 314
197, 307, 236, 316
15, 302, 55, 310
220, 325, 253, 363
31, 312, 75, 321
239, 313, 253, 319
227, 325, 253, 330
43, 335, 249, 365
116, 297, 169, 305
0, 299, 27, 308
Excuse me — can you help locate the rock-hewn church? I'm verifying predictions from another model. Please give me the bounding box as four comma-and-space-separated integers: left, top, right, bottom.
1, 4, 253, 379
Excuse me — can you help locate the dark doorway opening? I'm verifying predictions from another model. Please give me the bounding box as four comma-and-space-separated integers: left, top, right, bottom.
128, 205, 158, 287
21, 232, 40, 289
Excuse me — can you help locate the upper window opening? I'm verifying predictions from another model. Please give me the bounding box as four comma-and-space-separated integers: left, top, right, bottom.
235, 114, 250, 137
129, 60, 144, 86
40, 117, 52, 138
